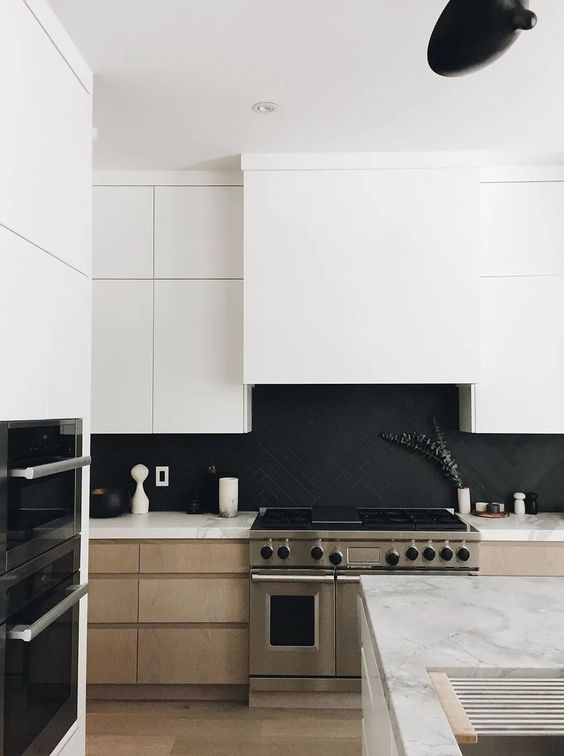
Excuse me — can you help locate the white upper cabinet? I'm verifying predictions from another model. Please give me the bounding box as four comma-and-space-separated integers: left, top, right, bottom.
461, 276, 564, 434
0, 0, 92, 274
154, 186, 243, 278
93, 187, 154, 278
244, 167, 480, 384
153, 280, 250, 433
481, 181, 564, 276
92, 280, 153, 434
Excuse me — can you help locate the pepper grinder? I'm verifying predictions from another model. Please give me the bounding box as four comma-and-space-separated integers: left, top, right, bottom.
525, 492, 539, 515
513, 491, 526, 515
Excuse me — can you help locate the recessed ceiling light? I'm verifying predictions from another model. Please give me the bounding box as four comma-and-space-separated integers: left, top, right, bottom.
252, 101, 279, 114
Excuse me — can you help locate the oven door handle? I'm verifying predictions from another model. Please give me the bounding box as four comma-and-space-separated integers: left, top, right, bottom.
8, 583, 88, 642
251, 574, 334, 584
9, 455, 92, 480
336, 575, 361, 584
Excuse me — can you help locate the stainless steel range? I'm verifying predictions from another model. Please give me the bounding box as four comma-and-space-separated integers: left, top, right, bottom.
249, 507, 480, 700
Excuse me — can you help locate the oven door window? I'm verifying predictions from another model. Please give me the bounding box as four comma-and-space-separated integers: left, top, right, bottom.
270, 595, 315, 646
5, 578, 79, 756
8, 471, 76, 548
7, 421, 81, 569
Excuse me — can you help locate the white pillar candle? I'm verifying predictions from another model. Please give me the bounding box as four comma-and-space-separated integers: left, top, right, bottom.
219, 477, 238, 518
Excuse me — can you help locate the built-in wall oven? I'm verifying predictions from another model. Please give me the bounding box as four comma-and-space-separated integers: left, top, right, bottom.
0, 536, 86, 755
0, 420, 90, 573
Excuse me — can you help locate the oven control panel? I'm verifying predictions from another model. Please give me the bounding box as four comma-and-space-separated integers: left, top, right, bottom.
250, 537, 480, 571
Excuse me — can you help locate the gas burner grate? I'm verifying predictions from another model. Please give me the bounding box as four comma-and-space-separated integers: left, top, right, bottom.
357, 508, 467, 532
254, 507, 313, 529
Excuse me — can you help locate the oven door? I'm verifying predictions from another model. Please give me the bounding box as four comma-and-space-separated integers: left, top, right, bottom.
250, 570, 336, 678
3, 542, 86, 756
6, 420, 89, 572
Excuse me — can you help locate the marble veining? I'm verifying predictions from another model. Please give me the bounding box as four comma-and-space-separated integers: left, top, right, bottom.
460, 512, 564, 541
360, 575, 564, 756
89, 511, 257, 539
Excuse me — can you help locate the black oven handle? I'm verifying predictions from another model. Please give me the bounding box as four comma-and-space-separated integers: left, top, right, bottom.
7, 583, 88, 642
9, 455, 91, 480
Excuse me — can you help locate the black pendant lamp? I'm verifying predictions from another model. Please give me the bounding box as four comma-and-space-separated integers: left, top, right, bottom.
428, 0, 537, 77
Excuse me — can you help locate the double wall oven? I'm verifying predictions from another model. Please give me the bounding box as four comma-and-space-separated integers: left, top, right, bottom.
0, 420, 89, 755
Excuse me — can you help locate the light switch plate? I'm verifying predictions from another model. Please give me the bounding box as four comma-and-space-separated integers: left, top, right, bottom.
155, 466, 169, 487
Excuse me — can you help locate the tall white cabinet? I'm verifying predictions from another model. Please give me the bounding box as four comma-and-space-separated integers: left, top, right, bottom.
0, 2, 92, 755
91, 176, 251, 434
460, 175, 564, 433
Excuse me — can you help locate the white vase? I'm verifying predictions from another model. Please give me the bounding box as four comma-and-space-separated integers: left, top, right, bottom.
219, 477, 238, 518
457, 487, 471, 515
131, 463, 149, 514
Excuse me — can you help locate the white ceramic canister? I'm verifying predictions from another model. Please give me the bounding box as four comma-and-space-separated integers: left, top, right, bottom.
219, 477, 239, 518
457, 487, 472, 515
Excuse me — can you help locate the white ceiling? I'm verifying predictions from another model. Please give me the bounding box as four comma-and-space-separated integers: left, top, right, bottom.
50, 0, 563, 170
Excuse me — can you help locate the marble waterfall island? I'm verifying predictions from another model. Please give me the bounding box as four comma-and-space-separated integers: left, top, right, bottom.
360, 575, 564, 756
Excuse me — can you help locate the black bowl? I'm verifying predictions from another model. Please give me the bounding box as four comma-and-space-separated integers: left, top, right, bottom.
90, 488, 130, 518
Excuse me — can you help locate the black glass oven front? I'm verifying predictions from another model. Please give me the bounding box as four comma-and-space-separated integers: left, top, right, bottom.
1, 537, 82, 756
3, 421, 86, 573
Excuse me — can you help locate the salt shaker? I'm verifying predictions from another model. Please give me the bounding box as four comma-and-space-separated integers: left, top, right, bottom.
513, 491, 526, 515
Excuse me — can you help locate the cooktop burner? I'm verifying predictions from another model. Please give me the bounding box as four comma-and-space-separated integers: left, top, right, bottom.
251, 507, 468, 532
357, 508, 467, 532
256, 507, 312, 529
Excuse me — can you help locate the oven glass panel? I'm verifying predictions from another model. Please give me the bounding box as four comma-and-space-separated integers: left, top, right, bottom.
7, 422, 79, 564
270, 595, 315, 646
4, 549, 79, 755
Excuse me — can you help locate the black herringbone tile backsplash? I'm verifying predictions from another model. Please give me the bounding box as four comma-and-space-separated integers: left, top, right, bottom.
91, 385, 564, 513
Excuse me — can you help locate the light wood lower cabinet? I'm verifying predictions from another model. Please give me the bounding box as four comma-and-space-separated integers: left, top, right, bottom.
138, 628, 249, 684
480, 542, 564, 576
89, 543, 140, 574
87, 629, 138, 684
139, 541, 249, 574
139, 577, 248, 623
89, 578, 139, 624
88, 540, 250, 696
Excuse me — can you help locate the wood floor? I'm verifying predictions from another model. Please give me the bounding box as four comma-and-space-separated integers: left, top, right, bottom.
86, 700, 362, 756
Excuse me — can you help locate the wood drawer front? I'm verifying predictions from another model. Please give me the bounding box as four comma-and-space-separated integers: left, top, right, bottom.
138, 577, 249, 623
139, 542, 249, 574
89, 578, 139, 623
89, 543, 140, 574
87, 628, 137, 684
480, 542, 564, 576
138, 628, 249, 684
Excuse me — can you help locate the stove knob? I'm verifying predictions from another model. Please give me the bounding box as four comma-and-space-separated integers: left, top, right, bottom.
440, 546, 454, 562
423, 546, 436, 561
329, 550, 343, 566
277, 545, 291, 560
311, 546, 324, 561
260, 545, 274, 560
457, 546, 471, 562
405, 546, 419, 561
385, 549, 400, 567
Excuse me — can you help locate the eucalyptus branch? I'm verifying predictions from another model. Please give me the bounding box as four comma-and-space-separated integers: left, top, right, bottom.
381, 419, 464, 489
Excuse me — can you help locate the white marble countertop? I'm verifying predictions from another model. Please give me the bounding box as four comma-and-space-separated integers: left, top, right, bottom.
89, 511, 257, 539
360, 575, 564, 756
459, 511, 564, 541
